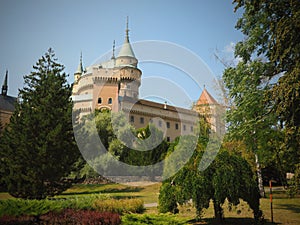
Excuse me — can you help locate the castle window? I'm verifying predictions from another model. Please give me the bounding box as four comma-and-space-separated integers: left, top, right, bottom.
130, 115, 134, 123
191, 126, 194, 132
167, 137, 170, 142
140, 117, 144, 124
108, 98, 112, 104
183, 124, 186, 131
158, 120, 162, 127
175, 123, 179, 130
98, 98, 102, 104
166, 122, 170, 128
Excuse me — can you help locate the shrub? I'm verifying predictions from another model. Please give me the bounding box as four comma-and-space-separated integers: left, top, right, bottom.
93, 198, 144, 214
0, 194, 107, 217
122, 213, 188, 225
41, 209, 121, 225
0, 210, 121, 225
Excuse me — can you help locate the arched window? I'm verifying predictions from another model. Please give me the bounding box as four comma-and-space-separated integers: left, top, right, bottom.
108, 98, 112, 104
98, 97, 102, 104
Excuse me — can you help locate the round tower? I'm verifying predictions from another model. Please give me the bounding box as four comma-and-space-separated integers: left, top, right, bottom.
116, 17, 142, 100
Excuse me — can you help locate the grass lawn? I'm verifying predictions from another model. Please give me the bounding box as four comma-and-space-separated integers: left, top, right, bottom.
61, 182, 162, 204
1, 183, 300, 224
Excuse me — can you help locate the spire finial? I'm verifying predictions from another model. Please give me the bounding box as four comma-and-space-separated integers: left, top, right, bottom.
125, 16, 129, 42
80, 51, 83, 68
111, 40, 116, 59
2, 70, 8, 96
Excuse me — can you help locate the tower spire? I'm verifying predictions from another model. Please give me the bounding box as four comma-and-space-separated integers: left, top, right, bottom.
111, 40, 116, 59
75, 52, 83, 74
117, 17, 136, 58
125, 16, 129, 43
1, 70, 8, 96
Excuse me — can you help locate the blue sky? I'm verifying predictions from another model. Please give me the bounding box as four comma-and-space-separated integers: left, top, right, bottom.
0, 0, 243, 107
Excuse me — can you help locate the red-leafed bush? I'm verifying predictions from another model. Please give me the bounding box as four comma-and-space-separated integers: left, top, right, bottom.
41, 209, 121, 225
0, 215, 36, 224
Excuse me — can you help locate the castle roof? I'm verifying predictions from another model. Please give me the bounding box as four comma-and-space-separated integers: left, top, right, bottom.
196, 87, 218, 105
0, 95, 16, 112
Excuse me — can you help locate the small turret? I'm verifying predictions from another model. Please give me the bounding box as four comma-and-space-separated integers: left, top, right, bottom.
1, 70, 8, 96
74, 53, 83, 83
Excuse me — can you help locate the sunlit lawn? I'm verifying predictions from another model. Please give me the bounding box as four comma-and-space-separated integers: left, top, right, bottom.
61, 182, 161, 204
1, 183, 300, 224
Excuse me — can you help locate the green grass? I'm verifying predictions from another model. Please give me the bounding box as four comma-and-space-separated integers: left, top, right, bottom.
0, 192, 11, 200
122, 213, 190, 225
62, 182, 161, 204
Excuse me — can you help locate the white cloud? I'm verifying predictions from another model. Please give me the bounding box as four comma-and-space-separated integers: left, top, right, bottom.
223, 42, 236, 54
221, 42, 243, 66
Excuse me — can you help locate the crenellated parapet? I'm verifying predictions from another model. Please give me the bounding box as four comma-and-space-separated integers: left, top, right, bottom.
93, 76, 118, 84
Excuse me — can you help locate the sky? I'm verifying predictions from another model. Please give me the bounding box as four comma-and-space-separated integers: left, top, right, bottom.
0, 0, 244, 108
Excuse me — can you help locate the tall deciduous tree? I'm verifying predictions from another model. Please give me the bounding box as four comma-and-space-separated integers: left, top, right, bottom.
0, 48, 81, 199
233, 0, 300, 168
223, 60, 281, 196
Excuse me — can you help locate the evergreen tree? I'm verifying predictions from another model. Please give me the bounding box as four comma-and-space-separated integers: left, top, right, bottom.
0, 48, 81, 199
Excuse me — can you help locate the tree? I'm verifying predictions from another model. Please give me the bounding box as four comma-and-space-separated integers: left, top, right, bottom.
159, 116, 262, 223
233, 0, 300, 168
76, 110, 169, 178
0, 48, 81, 199
222, 60, 286, 196
159, 147, 261, 223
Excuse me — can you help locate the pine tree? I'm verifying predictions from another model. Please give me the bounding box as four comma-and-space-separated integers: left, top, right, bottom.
0, 48, 81, 199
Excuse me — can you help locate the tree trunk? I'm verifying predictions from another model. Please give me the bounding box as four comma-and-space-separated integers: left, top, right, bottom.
213, 199, 224, 223
255, 154, 265, 197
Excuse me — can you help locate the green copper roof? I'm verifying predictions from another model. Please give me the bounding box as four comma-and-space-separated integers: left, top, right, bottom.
117, 40, 135, 58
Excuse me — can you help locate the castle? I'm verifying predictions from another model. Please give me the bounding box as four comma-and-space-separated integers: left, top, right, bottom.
72, 21, 224, 141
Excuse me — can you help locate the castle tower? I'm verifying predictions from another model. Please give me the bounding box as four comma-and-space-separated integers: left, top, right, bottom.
193, 87, 225, 135
116, 17, 142, 100
1, 70, 8, 96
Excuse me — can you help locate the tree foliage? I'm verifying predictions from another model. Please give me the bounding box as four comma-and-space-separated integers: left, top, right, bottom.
233, 0, 300, 168
222, 59, 290, 192
0, 48, 81, 199
76, 110, 169, 178
159, 144, 261, 223
159, 117, 261, 223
